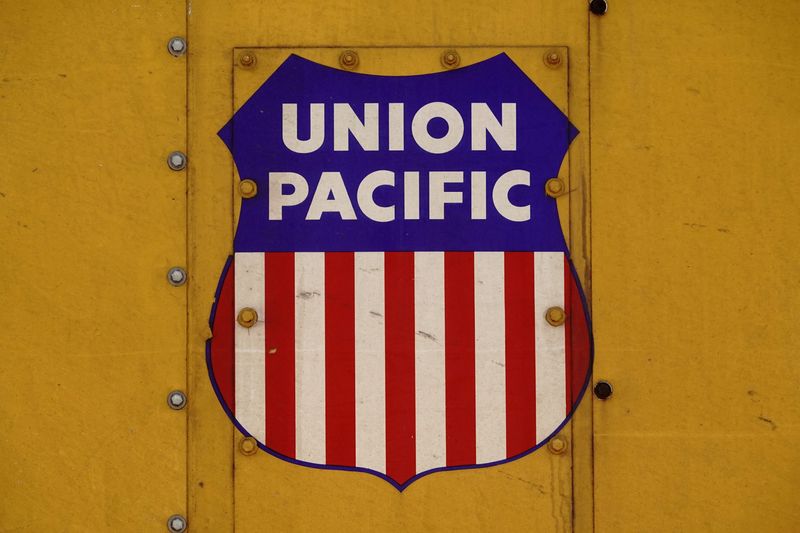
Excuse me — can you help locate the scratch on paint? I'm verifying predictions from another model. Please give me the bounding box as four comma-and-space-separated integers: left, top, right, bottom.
757, 415, 777, 430
297, 290, 321, 299
497, 470, 547, 495
415, 330, 437, 342
682, 222, 708, 229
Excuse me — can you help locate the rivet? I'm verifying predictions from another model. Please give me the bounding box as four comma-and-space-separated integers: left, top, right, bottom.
237, 307, 258, 328
239, 436, 258, 456
544, 50, 562, 68
167, 151, 187, 171
167, 390, 187, 410
594, 380, 613, 400
167, 267, 187, 287
167, 37, 186, 57
547, 436, 568, 455
589, 0, 608, 15
167, 514, 187, 532
441, 49, 461, 69
239, 179, 258, 199
238, 51, 257, 68
339, 50, 359, 70
545, 178, 566, 198
545, 306, 566, 327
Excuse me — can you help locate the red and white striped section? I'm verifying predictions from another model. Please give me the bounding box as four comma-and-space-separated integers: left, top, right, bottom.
223, 250, 590, 486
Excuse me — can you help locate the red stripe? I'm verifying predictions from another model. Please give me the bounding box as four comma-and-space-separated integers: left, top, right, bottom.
566, 257, 592, 407
564, 256, 573, 410
264, 252, 296, 458
444, 251, 476, 466
504, 252, 536, 457
210, 259, 235, 414
384, 252, 416, 485
325, 252, 356, 467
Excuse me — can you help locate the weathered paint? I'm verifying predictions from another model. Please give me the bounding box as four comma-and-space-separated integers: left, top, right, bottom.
590, 2, 800, 531
0, 2, 187, 531
2, 1, 798, 532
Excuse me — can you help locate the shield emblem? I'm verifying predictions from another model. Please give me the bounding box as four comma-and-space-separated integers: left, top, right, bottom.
207, 53, 592, 489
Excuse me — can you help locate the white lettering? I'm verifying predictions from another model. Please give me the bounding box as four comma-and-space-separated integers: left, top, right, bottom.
269, 172, 310, 220
471, 103, 517, 151
471, 171, 487, 220
282, 103, 325, 153
306, 172, 357, 220
334, 103, 379, 151
357, 170, 395, 222
389, 103, 404, 151
429, 171, 464, 220
492, 170, 530, 222
412, 102, 464, 154
403, 171, 420, 220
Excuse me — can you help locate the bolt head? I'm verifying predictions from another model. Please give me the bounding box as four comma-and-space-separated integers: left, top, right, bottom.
547, 436, 568, 455
237, 307, 258, 328
167, 267, 187, 286
545, 306, 566, 327
441, 49, 461, 68
544, 50, 562, 68
167, 37, 186, 56
339, 50, 359, 69
239, 51, 256, 67
239, 436, 258, 455
167, 514, 187, 532
239, 179, 258, 198
168, 390, 187, 410
589, 0, 608, 15
545, 178, 565, 197
594, 380, 613, 400
167, 151, 187, 171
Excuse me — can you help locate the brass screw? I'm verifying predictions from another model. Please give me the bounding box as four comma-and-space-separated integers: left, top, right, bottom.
339, 50, 359, 70
547, 436, 568, 455
545, 306, 567, 327
237, 307, 258, 328
544, 50, 562, 68
545, 178, 566, 198
239, 436, 258, 456
239, 51, 256, 68
441, 49, 461, 69
239, 179, 258, 198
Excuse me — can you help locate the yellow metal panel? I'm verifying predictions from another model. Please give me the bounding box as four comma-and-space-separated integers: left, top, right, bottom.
590, 1, 800, 531
4, 0, 798, 530
0, 1, 187, 530
188, 1, 592, 531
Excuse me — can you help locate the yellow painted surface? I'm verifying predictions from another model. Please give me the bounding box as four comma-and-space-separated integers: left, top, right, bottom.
3, 0, 798, 532
0, 1, 187, 531
590, 2, 800, 531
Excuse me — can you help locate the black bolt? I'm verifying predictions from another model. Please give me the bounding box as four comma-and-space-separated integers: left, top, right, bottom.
594, 380, 613, 400
589, 0, 608, 15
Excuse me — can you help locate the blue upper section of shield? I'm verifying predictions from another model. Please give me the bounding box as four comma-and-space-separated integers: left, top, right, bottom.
219, 53, 578, 252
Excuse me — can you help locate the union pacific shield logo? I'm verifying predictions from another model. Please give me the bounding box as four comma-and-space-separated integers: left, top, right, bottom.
207, 53, 593, 489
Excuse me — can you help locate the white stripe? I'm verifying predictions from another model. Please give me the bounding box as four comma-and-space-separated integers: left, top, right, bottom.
414, 252, 446, 472
294, 253, 326, 463
354, 252, 386, 472
474, 252, 507, 462
234, 252, 267, 443
534, 252, 566, 441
